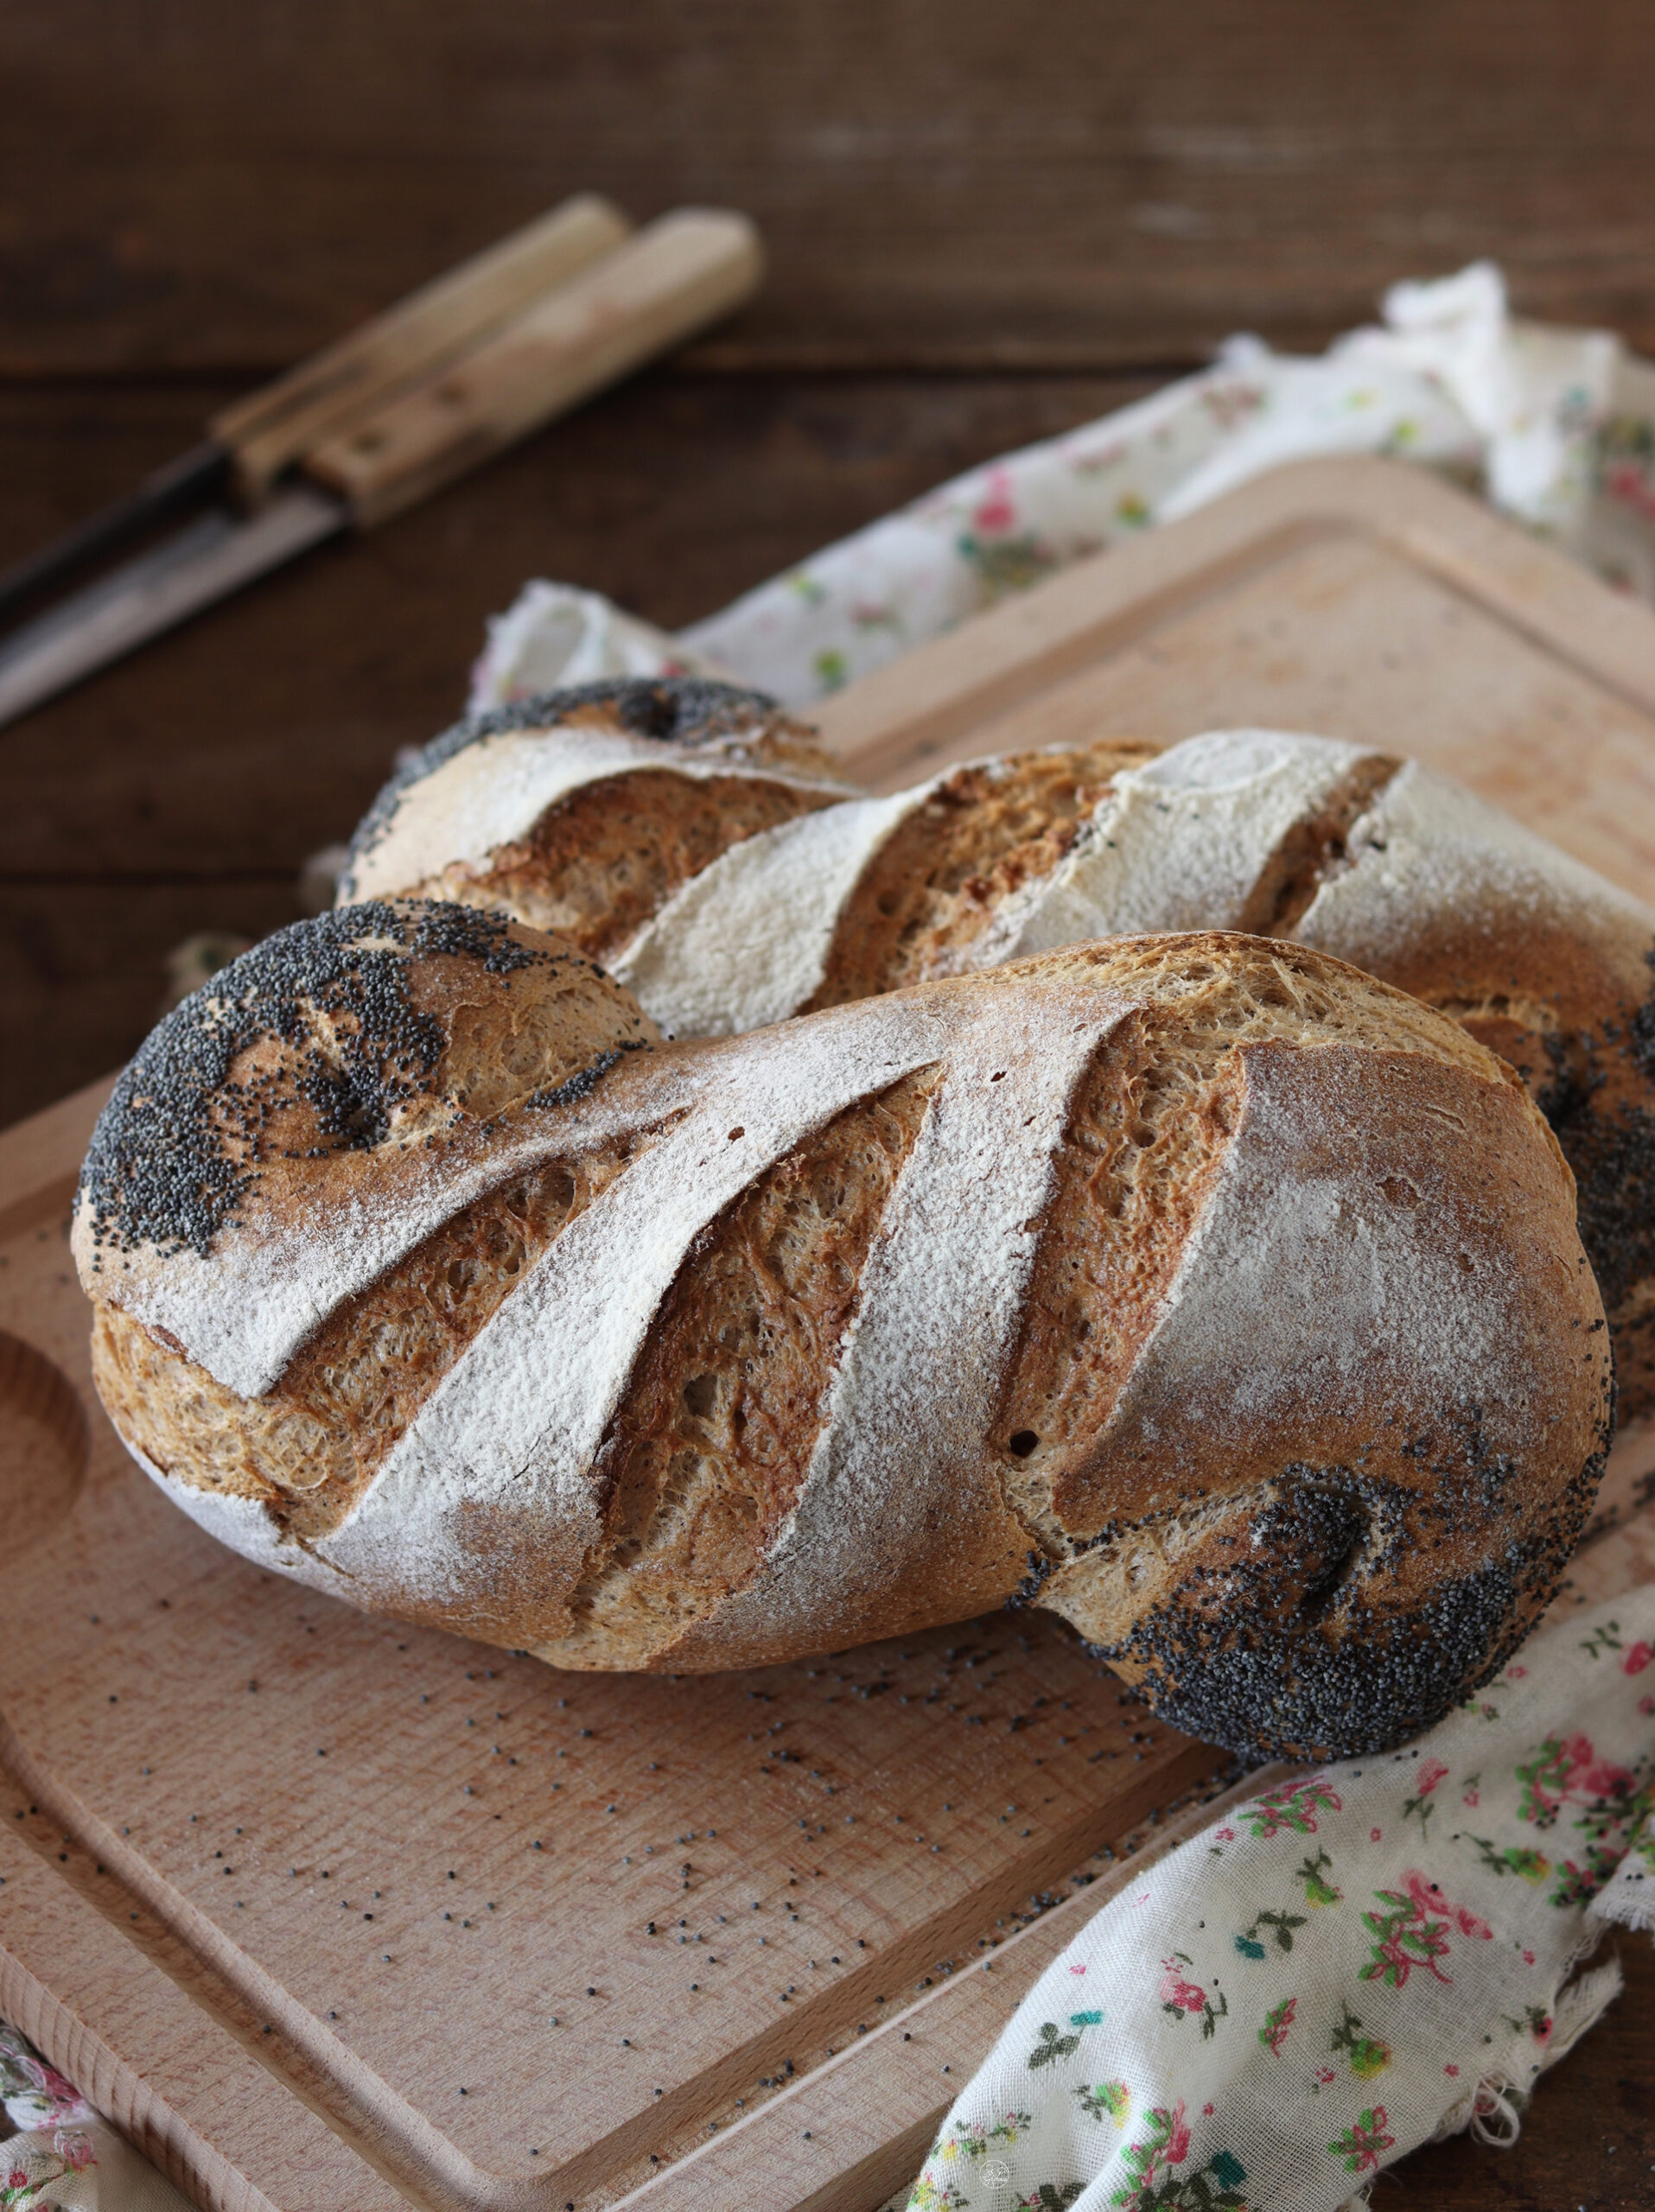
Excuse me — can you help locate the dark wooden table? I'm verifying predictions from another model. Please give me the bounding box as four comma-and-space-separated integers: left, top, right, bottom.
2, 5, 1652, 2204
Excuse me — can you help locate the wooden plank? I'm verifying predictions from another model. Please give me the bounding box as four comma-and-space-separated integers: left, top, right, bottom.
3, 1, 1654, 378
0, 880, 301, 1133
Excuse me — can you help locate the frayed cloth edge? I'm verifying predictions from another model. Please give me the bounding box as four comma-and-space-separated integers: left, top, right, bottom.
1589, 1873, 1655, 1932
1427, 1948, 1625, 2152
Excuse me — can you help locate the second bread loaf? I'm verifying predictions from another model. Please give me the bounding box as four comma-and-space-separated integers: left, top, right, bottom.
343, 683, 1655, 1422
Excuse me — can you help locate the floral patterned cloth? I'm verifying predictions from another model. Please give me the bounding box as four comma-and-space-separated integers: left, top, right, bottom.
468, 260, 1655, 715
0, 2030, 98, 2210
0, 2024, 191, 2212
899, 1594, 1655, 2212
0, 2024, 192, 2212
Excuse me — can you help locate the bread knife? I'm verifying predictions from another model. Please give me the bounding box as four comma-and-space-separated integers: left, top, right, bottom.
0, 194, 633, 627
0, 209, 761, 729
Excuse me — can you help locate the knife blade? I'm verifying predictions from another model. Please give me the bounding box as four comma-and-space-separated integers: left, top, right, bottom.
0, 486, 346, 730
0, 208, 762, 730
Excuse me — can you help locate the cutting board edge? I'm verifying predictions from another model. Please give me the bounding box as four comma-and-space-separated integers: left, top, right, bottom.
812, 454, 1655, 786
0, 1822, 408, 2212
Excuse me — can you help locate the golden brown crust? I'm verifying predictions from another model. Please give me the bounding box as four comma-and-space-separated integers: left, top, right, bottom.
1236, 753, 1403, 934
803, 744, 1156, 1006
414, 769, 841, 961
560, 1071, 941, 1664
374, 704, 1652, 1426
990, 933, 1528, 1535
1030, 1037, 1610, 1752
994, 1007, 1242, 1551
92, 1140, 646, 1538
338, 678, 848, 910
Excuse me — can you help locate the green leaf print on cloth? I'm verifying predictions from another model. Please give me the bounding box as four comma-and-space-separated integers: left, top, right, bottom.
1233, 1908, 1307, 1959
1111, 2103, 1249, 2210
1329, 2003, 1391, 2080
1027, 2024, 1083, 2069
901, 1593, 1655, 2212
1358, 1871, 1492, 1990
1327, 2107, 1396, 2175
1257, 1997, 1296, 2056
1015, 2183, 1084, 2212
1077, 2081, 1132, 2126
1237, 1777, 1341, 1840
1295, 1849, 1342, 1907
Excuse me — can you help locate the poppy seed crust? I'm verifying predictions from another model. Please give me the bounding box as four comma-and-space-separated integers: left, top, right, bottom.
79, 901, 585, 1263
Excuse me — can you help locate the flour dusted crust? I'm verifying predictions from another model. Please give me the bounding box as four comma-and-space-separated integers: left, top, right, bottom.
612, 792, 926, 1034
1293, 760, 1655, 1417
80, 906, 1611, 1759
338, 679, 854, 952
347, 696, 1653, 1421
73, 900, 664, 1399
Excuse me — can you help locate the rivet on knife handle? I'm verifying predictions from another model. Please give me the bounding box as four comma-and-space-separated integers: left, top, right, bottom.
211, 193, 633, 503
304, 210, 765, 527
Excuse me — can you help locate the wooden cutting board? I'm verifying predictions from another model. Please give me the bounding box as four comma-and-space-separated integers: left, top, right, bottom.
3, 456, 1653, 2212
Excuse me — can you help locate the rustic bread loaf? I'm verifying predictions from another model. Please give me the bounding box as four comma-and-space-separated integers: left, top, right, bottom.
77, 900, 1611, 1759
345, 689, 1655, 1422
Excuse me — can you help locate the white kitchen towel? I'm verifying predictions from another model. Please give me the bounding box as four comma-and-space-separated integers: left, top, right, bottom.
897, 1595, 1654, 2212
469, 260, 1655, 715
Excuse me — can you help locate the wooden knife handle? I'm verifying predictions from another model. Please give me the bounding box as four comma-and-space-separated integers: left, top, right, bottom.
303, 209, 764, 527
210, 194, 633, 501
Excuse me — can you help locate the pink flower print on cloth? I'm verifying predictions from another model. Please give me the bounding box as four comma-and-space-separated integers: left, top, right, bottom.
1238, 1776, 1341, 1840
902, 1593, 1655, 2212
1359, 1870, 1492, 1991
1157, 1958, 1228, 2037
1327, 2105, 1396, 2175
1158, 1960, 1207, 2014
0, 2025, 92, 2135
1258, 1996, 1297, 2055
0, 2024, 103, 2211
